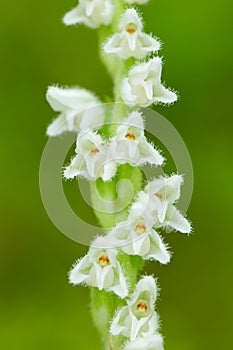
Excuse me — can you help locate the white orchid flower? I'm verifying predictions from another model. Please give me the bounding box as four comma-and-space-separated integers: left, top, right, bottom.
132, 175, 191, 233
124, 333, 164, 350
63, 0, 115, 28
104, 9, 160, 60
46, 86, 105, 137
104, 111, 164, 175
145, 174, 191, 233
64, 130, 115, 181
121, 57, 177, 107
110, 276, 159, 341
69, 239, 128, 298
108, 208, 170, 263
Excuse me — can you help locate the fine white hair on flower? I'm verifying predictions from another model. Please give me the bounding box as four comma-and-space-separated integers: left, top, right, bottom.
104, 111, 164, 175
63, 0, 115, 29
110, 276, 160, 341
124, 333, 164, 350
131, 174, 192, 233
124, 0, 150, 4
69, 240, 128, 298
121, 57, 178, 108
104, 8, 161, 60
46, 86, 105, 136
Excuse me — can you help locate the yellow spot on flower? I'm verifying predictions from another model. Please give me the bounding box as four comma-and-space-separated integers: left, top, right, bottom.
91, 146, 100, 156
135, 222, 146, 234
98, 252, 110, 267
126, 24, 136, 34
125, 132, 136, 141
137, 300, 148, 312
155, 192, 162, 200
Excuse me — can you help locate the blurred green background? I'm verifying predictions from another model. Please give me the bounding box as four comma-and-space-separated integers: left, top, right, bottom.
1, 0, 232, 349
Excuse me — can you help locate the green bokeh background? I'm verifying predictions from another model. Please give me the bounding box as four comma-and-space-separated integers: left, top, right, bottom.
1, 0, 232, 349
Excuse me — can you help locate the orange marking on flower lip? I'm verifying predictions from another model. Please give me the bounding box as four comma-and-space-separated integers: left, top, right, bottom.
98, 252, 110, 266
155, 192, 162, 200
126, 25, 136, 34
135, 222, 146, 234
125, 132, 136, 141
91, 146, 100, 156
137, 301, 148, 312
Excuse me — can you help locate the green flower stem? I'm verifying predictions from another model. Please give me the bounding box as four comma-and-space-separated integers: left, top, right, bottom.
90, 3, 145, 349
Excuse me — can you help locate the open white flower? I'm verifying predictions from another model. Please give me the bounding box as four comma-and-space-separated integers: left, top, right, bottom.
46, 86, 104, 136
124, 333, 164, 350
133, 175, 191, 233
69, 240, 128, 298
110, 276, 159, 341
104, 111, 164, 175
121, 57, 177, 107
104, 9, 160, 60
63, 0, 115, 28
145, 174, 191, 233
64, 130, 115, 181
108, 209, 170, 263
125, 0, 150, 4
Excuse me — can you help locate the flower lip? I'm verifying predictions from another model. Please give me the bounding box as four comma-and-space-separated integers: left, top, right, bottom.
125, 132, 136, 140
135, 221, 147, 235
91, 146, 100, 156
98, 252, 110, 267
155, 192, 162, 200
136, 300, 148, 312
126, 23, 137, 34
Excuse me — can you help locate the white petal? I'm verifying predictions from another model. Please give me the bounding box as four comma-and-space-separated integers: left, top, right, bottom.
46, 86, 97, 111
63, 0, 115, 28
138, 140, 164, 166
46, 114, 68, 137
110, 306, 129, 336
91, 263, 114, 289
165, 205, 191, 233
144, 230, 171, 264
130, 276, 158, 308
63, 155, 82, 179
119, 9, 143, 32
124, 333, 164, 350
78, 105, 105, 130
102, 160, 118, 181
129, 311, 152, 341
131, 233, 151, 256
63, 6, 86, 26
153, 84, 178, 104
69, 255, 91, 285
140, 32, 161, 53
108, 261, 128, 298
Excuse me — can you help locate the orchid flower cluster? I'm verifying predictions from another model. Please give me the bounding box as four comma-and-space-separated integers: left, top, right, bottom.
46, 1, 191, 349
